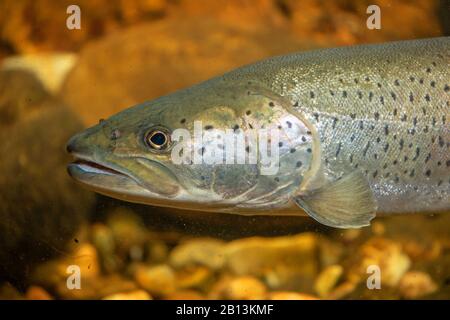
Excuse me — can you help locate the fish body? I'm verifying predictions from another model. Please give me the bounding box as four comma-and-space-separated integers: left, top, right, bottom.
67, 37, 450, 228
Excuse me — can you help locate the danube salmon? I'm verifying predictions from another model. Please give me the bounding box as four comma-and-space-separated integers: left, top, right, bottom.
67, 37, 450, 228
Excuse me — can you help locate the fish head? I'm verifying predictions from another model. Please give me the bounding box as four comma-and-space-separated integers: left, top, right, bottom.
67, 80, 314, 211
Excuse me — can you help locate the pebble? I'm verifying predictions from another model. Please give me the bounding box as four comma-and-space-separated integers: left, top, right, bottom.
102, 290, 152, 300
221, 276, 267, 300
25, 286, 53, 300
314, 265, 343, 298
169, 238, 226, 270
349, 238, 411, 287
398, 271, 437, 299
134, 264, 176, 297
268, 292, 319, 300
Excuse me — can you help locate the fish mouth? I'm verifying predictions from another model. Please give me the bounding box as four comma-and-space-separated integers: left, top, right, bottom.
67, 154, 179, 203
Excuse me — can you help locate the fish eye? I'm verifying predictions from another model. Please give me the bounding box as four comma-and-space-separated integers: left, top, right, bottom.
145, 128, 170, 150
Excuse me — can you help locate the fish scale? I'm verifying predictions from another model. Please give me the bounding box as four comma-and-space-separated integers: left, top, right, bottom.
221, 37, 450, 213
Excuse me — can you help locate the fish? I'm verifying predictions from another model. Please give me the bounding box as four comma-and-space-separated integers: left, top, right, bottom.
67, 37, 450, 229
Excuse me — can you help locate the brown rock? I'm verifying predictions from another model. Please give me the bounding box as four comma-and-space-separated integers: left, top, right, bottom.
102, 290, 152, 300
348, 238, 411, 287
398, 271, 438, 299
0, 69, 94, 282
221, 276, 267, 300
170, 238, 226, 270
314, 265, 343, 298
224, 233, 318, 292
268, 291, 319, 300
60, 17, 313, 126
165, 290, 205, 300
134, 264, 176, 297
25, 286, 53, 300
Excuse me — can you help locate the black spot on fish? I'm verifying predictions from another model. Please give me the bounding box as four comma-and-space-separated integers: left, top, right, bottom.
391, 92, 396, 100
369, 92, 374, 101
310, 91, 315, 99
437, 161, 442, 166
425, 153, 431, 163
376, 137, 381, 143
373, 170, 378, 178
394, 176, 400, 183
365, 77, 370, 82
204, 125, 214, 130
393, 159, 398, 165
245, 146, 250, 153
313, 113, 319, 121
307, 148, 312, 153
286, 121, 292, 128
374, 112, 380, 120
350, 134, 355, 142
409, 93, 414, 102
409, 76, 415, 82
301, 136, 306, 142
233, 124, 240, 131
393, 108, 398, 116
306, 130, 312, 135
438, 136, 445, 148
246, 110, 251, 115
198, 147, 205, 155
409, 169, 415, 177
354, 78, 359, 84
401, 114, 407, 122
425, 169, 431, 177
111, 129, 121, 140
404, 156, 408, 162
413, 117, 417, 126
290, 148, 296, 153
419, 78, 424, 84
399, 139, 404, 150
180, 118, 186, 124
350, 113, 356, 120
438, 180, 443, 186
277, 125, 282, 130
426, 67, 431, 73
296, 161, 302, 168
349, 154, 353, 163
425, 94, 431, 102
329, 90, 335, 96
274, 177, 280, 182
430, 81, 436, 87
394, 79, 400, 86
446, 160, 450, 167
359, 121, 364, 130
363, 142, 370, 157
423, 125, 429, 133
445, 85, 449, 92
384, 125, 389, 136
342, 91, 347, 98
374, 153, 378, 160
269, 102, 275, 107
384, 172, 391, 178
413, 147, 420, 161
358, 91, 363, 99
408, 128, 416, 135
335, 143, 341, 157
294, 101, 299, 107
278, 142, 283, 147
384, 143, 389, 152
377, 83, 382, 88
248, 123, 254, 129
332, 117, 338, 129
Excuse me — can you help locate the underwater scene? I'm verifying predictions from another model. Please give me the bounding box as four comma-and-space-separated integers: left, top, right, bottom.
0, 0, 449, 301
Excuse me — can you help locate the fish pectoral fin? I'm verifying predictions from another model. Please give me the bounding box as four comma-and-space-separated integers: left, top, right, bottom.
293, 170, 377, 229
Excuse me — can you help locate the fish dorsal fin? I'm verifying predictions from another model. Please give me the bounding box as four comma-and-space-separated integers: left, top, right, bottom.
294, 170, 377, 228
